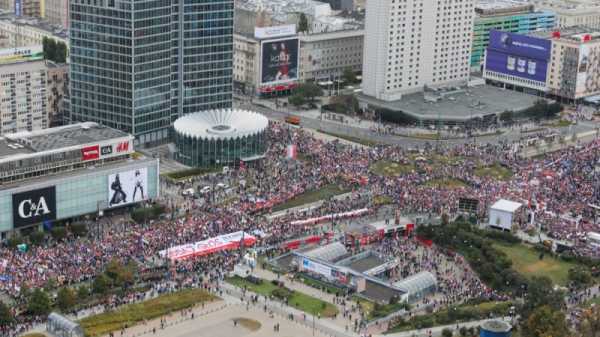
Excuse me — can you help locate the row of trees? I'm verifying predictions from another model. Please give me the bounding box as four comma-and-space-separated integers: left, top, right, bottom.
415, 221, 600, 337
0, 258, 139, 325
7, 223, 87, 248
500, 100, 563, 123
42, 37, 67, 63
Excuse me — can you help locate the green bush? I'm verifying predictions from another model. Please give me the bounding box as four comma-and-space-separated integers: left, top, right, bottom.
50, 227, 68, 241
28, 231, 45, 246
272, 288, 293, 300
7, 237, 23, 248
131, 204, 166, 224
71, 223, 88, 237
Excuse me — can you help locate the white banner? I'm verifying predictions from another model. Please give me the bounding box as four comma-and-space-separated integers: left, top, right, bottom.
290, 208, 370, 226
158, 231, 257, 261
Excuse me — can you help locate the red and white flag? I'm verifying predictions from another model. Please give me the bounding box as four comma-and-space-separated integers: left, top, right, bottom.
286, 144, 297, 159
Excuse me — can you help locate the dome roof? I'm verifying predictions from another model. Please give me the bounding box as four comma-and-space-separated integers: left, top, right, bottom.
173, 109, 269, 140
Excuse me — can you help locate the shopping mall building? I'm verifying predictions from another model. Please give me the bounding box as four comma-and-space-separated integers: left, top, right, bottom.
0, 123, 159, 237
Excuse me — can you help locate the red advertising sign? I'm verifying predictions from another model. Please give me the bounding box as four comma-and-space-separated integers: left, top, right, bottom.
116, 141, 130, 153
81, 145, 100, 161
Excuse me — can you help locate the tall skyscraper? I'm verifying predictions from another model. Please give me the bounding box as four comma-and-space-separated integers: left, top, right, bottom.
69, 0, 233, 145
362, 0, 474, 101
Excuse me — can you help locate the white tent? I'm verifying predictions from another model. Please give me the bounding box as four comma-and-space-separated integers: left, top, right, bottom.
488, 199, 522, 231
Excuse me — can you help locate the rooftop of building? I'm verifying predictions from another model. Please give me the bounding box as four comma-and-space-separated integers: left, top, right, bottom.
358, 84, 542, 122
528, 25, 600, 41
0, 156, 157, 192
0, 123, 130, 160
532, 0, 600, 12
0, 11, 68, 39
475, 0, 536, 16
237, 0, 330, 16
173, 109, 269, 141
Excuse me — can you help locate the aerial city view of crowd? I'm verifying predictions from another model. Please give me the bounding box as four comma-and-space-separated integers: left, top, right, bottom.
0, 121, 599, 333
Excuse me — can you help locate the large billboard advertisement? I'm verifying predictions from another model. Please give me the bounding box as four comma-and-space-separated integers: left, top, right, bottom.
12, 186, 56, 228
576, 44, 600, 97
260, 38, 299, 85
485, 30, 551, 83
108, 168, 148, 208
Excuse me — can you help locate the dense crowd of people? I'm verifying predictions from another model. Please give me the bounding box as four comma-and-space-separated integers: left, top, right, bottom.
0, 121, 598, 334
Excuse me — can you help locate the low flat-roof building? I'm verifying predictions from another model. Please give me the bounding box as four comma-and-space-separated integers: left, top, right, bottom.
0, 122, 159, 236
358, 84, 541, 127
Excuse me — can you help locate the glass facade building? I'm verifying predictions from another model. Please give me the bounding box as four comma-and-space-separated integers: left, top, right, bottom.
0, 159, 159, 233
472, 10, 555, 69
173, 109, 268, 167
70, 0, 233, 145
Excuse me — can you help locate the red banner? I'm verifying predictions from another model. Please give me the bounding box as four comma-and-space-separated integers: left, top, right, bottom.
81, 145, 100, 161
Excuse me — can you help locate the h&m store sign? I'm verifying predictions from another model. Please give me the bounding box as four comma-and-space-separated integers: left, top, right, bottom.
12, 186, 57, 228
81, 139, 132, 161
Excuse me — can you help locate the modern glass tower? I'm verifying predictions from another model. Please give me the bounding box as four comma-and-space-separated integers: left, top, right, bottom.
70, 0, 233, 145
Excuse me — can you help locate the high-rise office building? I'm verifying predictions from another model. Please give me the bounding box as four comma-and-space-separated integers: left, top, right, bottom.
362, 0, 474, 101
69, 0, 233, 145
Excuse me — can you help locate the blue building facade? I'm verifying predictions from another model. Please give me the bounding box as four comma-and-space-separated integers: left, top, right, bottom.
472, 9, 556, 69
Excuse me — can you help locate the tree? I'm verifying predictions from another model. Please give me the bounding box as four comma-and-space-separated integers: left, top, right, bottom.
28, 231, 45, 246
0, 301, 13, 326
329, 95, 359, 115
288, 94, 306, 107
298, 13, 309, 33
568, 266, 593, 288
93, 274, 110, 294
50, 227, 67, 241
56, 287, 76, 312
579, 306, 600, 337
441, 328, 453, 337
342, 67, 357, 84
42, 37, 67, 63
523, 305, 569, 337
522, 276, 564, 319
295, 82, 323, 103
27, 288, 51, 316
77, 285, 90, 301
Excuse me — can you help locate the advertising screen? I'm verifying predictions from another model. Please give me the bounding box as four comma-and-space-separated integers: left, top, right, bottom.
107, 168, 148, 208
12, 186, 56, 228
485, 30, 551, 83
260, 38, 299, 85
576, 44, 600, 96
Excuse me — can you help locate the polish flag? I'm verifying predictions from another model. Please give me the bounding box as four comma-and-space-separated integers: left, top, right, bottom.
286, 144, 297, 159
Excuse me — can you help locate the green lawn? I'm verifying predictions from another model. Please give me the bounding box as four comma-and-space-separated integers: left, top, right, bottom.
226, 276, 338, 317
493, 242, 577, 286
474, 163, 513, 181
317, 130, 379, 147
373, 195, 394, 206
297, 273, 345, 295
423, 178, 467, 188
370, 161, 414, 177
79, 289, 217, 337
272, 184, 350, 212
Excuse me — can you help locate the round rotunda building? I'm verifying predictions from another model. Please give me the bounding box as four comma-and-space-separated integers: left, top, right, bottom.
173, 109, 269, 167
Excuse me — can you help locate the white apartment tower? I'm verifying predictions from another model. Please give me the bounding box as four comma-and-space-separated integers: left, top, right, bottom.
0, 60, 48, 135
363, 0, 474, 101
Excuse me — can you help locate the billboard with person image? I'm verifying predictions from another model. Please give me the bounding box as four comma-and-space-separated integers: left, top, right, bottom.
107, 168, 148, 207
